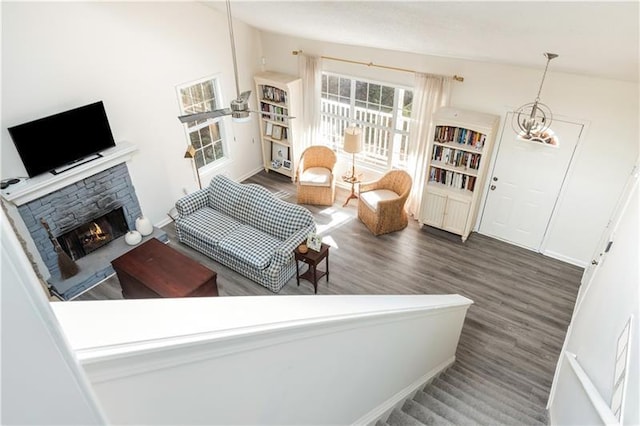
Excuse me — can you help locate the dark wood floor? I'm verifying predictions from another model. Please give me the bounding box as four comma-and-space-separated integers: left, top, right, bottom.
77, 170, 583, 410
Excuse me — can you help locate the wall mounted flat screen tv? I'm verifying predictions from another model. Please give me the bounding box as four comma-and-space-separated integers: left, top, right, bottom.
8, 101, 116, 178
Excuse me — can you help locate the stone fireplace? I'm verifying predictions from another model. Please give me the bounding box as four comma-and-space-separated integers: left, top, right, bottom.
3, 144, 167, 300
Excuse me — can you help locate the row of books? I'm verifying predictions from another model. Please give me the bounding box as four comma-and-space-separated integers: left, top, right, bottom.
429, 168, 477, 192
260, 103, 289, 123
434, 126, 486, 150
432, 147, 481, 170
260, 85, 288, 104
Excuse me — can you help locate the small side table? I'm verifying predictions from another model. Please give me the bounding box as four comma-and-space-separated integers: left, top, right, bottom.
294, 243, 330, 294
342, 174, 361, 207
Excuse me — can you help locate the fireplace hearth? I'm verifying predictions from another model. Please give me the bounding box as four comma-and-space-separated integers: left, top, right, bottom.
57, 207, 128, 261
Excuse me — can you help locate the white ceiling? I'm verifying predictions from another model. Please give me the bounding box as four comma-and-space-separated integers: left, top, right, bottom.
208, 1, 639, 82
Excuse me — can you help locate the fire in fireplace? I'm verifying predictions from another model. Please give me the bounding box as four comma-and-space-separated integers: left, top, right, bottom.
57, 208, 129, 261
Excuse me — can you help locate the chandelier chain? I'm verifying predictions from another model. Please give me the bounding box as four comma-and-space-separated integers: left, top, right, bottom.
535, 55, 554, 102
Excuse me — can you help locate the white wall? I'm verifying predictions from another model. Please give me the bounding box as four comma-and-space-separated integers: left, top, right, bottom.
1, 1, 264, 227
3, 5, 637, 265
1, 210, 106, 425
258, 33, 639, 265
549, 169, 639, 424
53, 294, 472, 425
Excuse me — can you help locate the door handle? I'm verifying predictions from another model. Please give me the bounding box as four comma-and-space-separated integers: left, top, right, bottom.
490, 185, 496, 190
591, 260, 599, 265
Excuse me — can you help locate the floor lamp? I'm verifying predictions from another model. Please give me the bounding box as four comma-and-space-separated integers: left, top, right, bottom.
343, 127, 362, 207
184, 144, 202, 190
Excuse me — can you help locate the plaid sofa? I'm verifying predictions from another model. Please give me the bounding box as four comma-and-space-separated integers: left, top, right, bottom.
175, 175, 315, 292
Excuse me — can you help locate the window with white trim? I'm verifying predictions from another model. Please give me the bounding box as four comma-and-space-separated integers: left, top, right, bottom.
320, 73, 413, 169
177, 76, 227, 169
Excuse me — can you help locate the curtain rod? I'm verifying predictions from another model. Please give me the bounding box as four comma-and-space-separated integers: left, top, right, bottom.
292, 50, 464, 82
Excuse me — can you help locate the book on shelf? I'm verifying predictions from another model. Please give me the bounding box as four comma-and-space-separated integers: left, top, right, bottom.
431, 147, 482, 170
429, 167, 476, 191
260, 85, 288, 104
260, 102, 288, 124
434, 126, 487, 150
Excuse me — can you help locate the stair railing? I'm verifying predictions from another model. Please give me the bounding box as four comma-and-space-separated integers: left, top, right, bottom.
563, 351, 619, 425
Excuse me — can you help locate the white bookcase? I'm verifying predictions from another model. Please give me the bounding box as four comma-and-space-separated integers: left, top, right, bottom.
418, 107, 499, 241
254, 71, 303, 181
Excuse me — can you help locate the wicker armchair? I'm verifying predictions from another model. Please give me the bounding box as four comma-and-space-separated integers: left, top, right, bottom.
296, 146, 337, 206
358, 170, 413, 236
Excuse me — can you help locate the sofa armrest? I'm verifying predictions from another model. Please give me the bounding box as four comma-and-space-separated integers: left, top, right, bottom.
271, 224, 316, 267
175, 188, 209, 217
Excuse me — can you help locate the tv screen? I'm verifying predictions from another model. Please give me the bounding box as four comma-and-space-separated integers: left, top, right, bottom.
8, 101, 116, 178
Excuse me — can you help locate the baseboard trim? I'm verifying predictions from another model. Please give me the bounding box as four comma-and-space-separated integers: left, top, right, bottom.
352, 356, 455, 426
155, 216, 173, 229
237, 166, 267, 183
542, 250, 587, 268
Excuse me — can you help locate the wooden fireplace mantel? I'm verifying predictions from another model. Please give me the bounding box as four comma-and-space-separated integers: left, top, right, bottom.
1, 142, 138, 206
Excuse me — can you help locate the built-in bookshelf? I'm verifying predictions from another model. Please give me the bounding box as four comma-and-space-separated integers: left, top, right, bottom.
254, 72, 303, 181
418, 107, 499, 241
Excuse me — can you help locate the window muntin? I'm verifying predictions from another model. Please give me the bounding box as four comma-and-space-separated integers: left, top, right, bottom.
178, 77, 226, 169
320, 73, 413, 169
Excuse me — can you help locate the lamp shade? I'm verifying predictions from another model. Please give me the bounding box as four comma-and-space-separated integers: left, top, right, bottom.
343, 127, 363, 154
184, 144, 196, 159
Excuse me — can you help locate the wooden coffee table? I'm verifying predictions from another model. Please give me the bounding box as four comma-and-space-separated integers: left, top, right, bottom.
111, 238, 218, 299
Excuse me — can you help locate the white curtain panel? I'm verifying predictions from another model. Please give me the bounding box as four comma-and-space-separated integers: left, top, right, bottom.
406, 73, 452, 218
298, 54, 322, 148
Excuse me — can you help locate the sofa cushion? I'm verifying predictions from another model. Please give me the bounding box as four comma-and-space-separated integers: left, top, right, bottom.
176, 207, 242, 246
360, 189, 399, 212
218, 225, 282, 270
250, 200, 315, 241
300, 167, 332, 187
235, 183, 314, 240
207, 175, 251, 220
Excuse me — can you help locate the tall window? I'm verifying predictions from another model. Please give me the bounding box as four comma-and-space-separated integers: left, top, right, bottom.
320, 73, 413, 169
177, 76, 226, 169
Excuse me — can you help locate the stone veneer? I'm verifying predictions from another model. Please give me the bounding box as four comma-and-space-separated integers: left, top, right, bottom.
17, 163, 144, 299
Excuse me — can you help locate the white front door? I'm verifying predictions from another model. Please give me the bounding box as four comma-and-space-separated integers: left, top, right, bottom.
479, 114, 582, 251
579, 159, 639, 302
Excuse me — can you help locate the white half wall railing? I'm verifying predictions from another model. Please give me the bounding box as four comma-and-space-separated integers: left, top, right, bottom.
52, 293, 473, 425
552, 351, 620, 426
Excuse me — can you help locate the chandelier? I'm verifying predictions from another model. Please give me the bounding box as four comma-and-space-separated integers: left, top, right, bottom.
512, 53, 559, 142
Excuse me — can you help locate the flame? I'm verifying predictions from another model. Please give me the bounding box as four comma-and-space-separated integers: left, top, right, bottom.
89, 222, 107, 241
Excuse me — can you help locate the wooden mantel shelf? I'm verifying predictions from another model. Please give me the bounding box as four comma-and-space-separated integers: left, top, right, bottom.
1, 142, 138, 206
